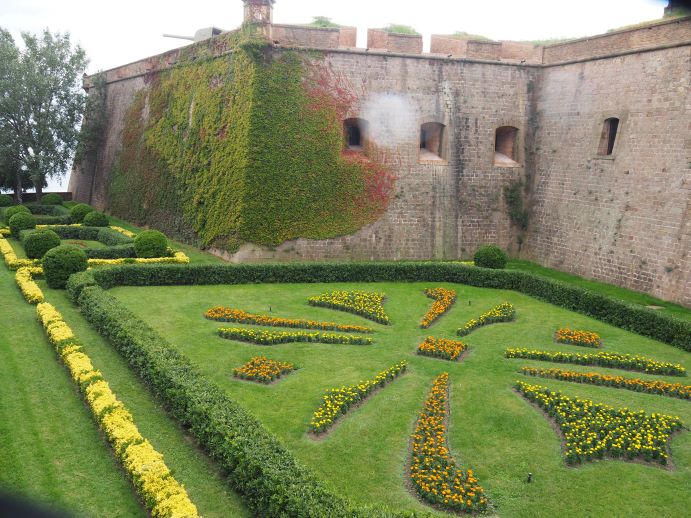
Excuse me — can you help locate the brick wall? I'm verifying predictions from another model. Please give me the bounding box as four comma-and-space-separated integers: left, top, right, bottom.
271, 24, 357, 49
527, 46, 690, 305
543, 16, 691, 64
367, 29, 423, 54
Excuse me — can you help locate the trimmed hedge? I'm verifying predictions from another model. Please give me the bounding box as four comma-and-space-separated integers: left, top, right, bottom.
474, 244, 508, 269
66, 262, 691, 350
75, 285, 357, 517
85, 243, 136, 259
27, 204, 68, 216
98, 227, 134, 246
24, 229, 61, 259
0, 194, 13, 207
9, 212, 36, 237
134, 230, 168, 258
70, 203, 94, 223
4, 204, 31, 222
41, 193, 64, 205
43, 245, 88, 289
83, 211, 109, 227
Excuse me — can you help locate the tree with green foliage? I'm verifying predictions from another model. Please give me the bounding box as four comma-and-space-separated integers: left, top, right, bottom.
308, 17, 341, 28
0, 28, 87, 202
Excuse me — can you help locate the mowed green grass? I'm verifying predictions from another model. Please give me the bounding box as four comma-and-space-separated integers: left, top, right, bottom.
109, 281, 691, 517
0, 262, 144, 517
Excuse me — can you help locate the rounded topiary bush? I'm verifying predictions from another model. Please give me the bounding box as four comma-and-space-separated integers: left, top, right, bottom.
5, 204, 31, 222
0, 194, 13, 207
43, 245, 88, 289
473, 244, 508, 269
24, 229, 61, 259
134, 230, 168, 258
83, 211, 109, 227
70, 203, 94, 223
41, 193, 64, 205
9, 212, 36, 237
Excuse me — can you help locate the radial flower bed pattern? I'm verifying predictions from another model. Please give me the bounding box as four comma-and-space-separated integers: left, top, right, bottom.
309, 361, 406, 434
516, 381, 684, 465
420, 287, 457, 328
205, 306, 372, 333
520, 367, 691, 400
308, 290, 390, 324
457, 302, 515, 336
233, 356, 296, 383
218, 327, 372, 345
409, 373, 488, 512
416, 336, 467, 361
555, 328, 602, 348
505, 348, 686, 376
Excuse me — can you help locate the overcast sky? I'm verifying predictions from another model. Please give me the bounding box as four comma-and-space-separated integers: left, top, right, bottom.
1, 0, 670, 191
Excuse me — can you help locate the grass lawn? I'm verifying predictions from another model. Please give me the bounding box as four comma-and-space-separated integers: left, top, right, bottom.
108, 281, 691, 517
0, 262, 144, 517
507, 259, 691, 322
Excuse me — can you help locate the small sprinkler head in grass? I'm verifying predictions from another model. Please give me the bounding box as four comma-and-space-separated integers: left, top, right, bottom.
468, 300, 472, 306
527, 472, 532, 483
269, 306, 271, 312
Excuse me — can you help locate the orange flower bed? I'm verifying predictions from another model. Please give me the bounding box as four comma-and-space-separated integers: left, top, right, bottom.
521, 367, 691, 400
410, 373, 488, 512
420, 288, 457, 328
416, 336, 467, 361
233, 356, 295, 384
555, 328, 602, 348
205, 306, 372, 333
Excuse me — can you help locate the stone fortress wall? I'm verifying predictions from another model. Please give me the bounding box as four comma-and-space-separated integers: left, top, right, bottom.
69, 11, 691, 306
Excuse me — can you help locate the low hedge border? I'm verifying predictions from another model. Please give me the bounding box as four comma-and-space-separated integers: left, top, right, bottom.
70, 275, 425, 517
67, 262, 690, 351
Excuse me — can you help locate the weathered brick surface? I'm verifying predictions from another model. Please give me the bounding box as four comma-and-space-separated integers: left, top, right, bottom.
70, 17, 691, 306
367, 29, 423, 54
526, 45, 690, 306
271, 25, 356, 49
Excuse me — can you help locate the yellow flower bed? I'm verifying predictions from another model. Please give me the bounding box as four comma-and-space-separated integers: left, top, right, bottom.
420, 287, 456, 328
555, 328, 602, 348
205, 306, 373, 333
457, 302, 515, 336
233, 356, 296, 383
0, 226, 9, 237
309, 361, 406, 433
308, 290, 390, 324
516, 381, 683, 464
218, 327, 372, 345
15, 266, 45, 304
416, 336, 467, 361
410, 373, 488, 512
110, 225, 136, 238
35, 302, 198, 517
505, 348, 686, 376
520, 366, 691, 400
0, 236, 40, 270
88, 250, 189, 266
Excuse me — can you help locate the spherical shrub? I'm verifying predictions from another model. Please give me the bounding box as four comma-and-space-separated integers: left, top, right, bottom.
5, 204, 31, 221
24, 229, 61, 259
134, 229, 168, 258
41, 193, 64, 205
473, 244, 508, 269
8, 212, 36, 237
69, 203, 94, 223
0, 194, 13, 207
43, 245, 88, 289
83, 211, 109, 227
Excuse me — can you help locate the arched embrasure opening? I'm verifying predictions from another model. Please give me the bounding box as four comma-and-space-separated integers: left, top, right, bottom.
494, 126, 520, 167
419, 122, 445, 161
344, 118, 367, 151
597, 117, 620, 156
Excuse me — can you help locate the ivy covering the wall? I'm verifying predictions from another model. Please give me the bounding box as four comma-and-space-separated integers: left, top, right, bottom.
109, 37, 392, 251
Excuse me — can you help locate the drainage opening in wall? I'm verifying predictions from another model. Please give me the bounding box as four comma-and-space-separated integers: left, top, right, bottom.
494, 126, 521, 167
419, 122, 445, 162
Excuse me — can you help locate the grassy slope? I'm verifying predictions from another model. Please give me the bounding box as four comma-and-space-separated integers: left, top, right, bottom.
109, 281, 691, 517
39, 281, 250, 518
0, 263, 144, 517
507, 259, 691, 322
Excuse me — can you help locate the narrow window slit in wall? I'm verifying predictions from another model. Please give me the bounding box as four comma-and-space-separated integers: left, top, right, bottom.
598, 117, 619, 156
494, 126, 520, 167
419, 122, 445, 161
344, 118, 366, 152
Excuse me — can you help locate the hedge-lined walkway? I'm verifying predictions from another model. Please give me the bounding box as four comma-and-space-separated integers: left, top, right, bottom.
0, 261, 145, 517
